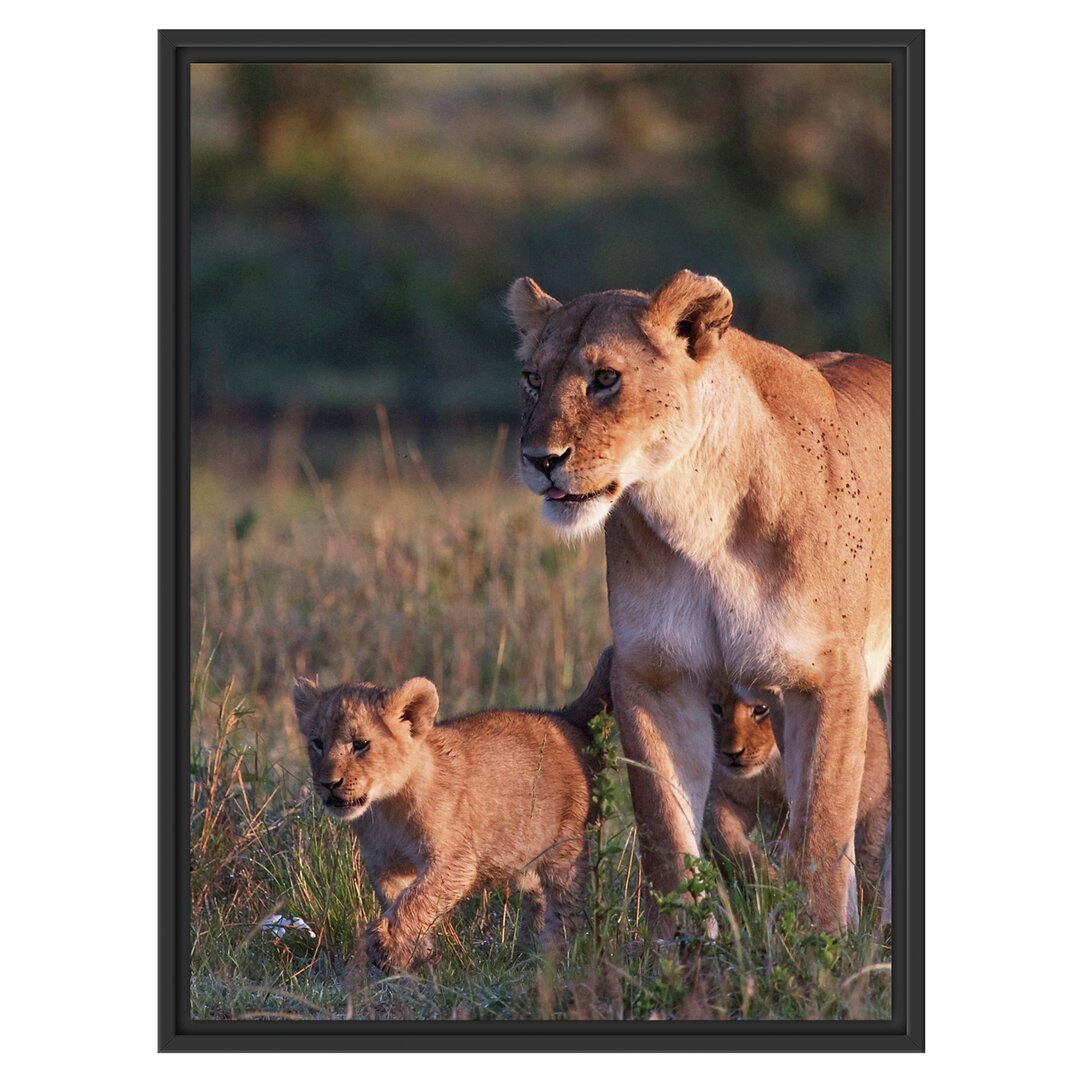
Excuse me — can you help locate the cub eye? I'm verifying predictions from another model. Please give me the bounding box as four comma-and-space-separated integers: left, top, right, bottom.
523, 372, 541, 390
310, 738, 324, 753
710, 702, 723, 718
352, 739, 370, 756
594, 369, 620, 389
752, 704, 770, 719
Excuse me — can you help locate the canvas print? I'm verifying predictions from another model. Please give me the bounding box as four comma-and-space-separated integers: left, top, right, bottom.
189, 60, 894, 1022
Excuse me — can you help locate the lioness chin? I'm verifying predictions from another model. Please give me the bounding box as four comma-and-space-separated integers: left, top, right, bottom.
507, 269, 891, 931
292, 649, 612, 971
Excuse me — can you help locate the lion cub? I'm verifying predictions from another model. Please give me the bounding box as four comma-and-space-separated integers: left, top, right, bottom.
292, 649, 612, 970
706, 687, 891, 893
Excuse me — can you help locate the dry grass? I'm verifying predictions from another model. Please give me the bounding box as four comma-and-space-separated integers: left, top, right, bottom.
189, 426, 891, 1021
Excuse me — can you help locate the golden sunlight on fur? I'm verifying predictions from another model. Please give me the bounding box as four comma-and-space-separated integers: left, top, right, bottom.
292, 650, 612, 970
508, 269, 891, 930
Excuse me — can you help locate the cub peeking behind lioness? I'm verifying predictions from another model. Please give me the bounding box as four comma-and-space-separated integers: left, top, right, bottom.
706, 686, 891, 899
292, 649, 612, 971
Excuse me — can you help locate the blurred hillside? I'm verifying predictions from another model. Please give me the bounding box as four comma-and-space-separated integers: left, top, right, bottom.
191, 62, 890, 452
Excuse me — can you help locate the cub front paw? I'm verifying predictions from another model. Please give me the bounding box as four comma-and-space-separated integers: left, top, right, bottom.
363, 918, 395, 970
363, 919, 437, 971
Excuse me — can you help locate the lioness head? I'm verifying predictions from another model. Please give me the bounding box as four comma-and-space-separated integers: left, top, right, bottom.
292, 676, 440, 822
506, 269, 734, 539
711, 686, 780, 778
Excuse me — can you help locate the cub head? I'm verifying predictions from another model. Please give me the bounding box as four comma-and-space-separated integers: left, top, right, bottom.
506, 269, 734, 539
292, 675, 440, 822
711, 686, 780, 778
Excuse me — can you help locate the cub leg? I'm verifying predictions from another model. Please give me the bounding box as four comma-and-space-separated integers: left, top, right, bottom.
855, 792, 890, 903
353, 824, 419, 916
538, 839, 588, 950
523, 891, 548, 938
366, 862, 472, 970
707, 793, 769, 877
612, 662, 715, 934
370, 867, 417, 910
781, 650, 868, 932
517, 869, 547, 938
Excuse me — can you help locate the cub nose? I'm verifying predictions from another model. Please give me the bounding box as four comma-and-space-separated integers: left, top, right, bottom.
523, 447, 571, 478
723, 748, 745, 764
320, 777, 344, 792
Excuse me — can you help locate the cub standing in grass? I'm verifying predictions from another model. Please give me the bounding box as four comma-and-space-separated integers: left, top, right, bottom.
292, 649, 612, 970
706, 686, 891, 901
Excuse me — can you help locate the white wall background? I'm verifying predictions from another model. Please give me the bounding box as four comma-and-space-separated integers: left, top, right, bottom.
3, 4, 1076, 1076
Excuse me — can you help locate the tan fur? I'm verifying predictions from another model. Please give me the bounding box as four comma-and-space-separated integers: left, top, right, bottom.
292, 649, 612, 970
508, 269, 891, 930
705, 688, 891, 900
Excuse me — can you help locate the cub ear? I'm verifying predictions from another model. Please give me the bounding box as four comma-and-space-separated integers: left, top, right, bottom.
642, 269, 733, 360
293, 676, 321, 736
505, 277, 561, 345
387, 677, 440, 741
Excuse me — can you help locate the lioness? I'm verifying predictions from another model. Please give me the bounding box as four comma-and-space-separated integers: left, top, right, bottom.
507, 269, 891, 930
706, 687, 891, 899
292, 650, 612, 970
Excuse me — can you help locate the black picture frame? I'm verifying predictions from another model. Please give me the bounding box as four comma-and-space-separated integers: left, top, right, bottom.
160, 28, 924, 1052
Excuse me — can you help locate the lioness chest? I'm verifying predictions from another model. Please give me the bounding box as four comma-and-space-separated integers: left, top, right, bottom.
606, 502, 808, 686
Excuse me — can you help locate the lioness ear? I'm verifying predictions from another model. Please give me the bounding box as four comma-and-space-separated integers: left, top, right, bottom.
293, 676, 321, 736
505, 277, 561, 344
388, 677, 440, 741
643, 269, 733, 360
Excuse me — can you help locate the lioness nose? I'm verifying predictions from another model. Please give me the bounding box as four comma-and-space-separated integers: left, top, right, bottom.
320, 777, 344, 792
523, 447, 571, 477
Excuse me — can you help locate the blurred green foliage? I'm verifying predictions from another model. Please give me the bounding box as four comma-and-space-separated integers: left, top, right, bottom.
191, 63, 890, 425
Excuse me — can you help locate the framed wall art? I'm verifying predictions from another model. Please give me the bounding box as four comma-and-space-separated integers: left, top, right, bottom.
160, 28, 924, 1051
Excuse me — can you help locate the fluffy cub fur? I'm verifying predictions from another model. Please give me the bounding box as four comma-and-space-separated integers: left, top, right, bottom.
292, 649, 612, 970
706, 686, 891, 896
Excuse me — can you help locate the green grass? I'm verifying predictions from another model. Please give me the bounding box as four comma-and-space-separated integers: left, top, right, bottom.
189, 431, 891, 1021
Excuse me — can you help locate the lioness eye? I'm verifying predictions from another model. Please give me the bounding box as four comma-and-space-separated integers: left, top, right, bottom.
352, 739, 370, 756
310, 738, 324, 753
710, 702, 723, 718
752, 704, 769, 718
523, 372, 541, 390
595, 369, 620, 389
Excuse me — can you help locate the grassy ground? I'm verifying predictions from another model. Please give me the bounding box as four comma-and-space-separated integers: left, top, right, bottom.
189, 427, 891, 1021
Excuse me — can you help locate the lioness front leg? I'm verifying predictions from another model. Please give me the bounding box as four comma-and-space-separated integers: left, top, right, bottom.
782, 652, 868, 932
612, 662, 715, 934
366, 864, 471, 970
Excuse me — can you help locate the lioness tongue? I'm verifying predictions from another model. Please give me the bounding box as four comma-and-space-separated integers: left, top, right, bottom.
547, 488, 567, 500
